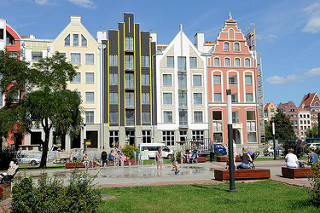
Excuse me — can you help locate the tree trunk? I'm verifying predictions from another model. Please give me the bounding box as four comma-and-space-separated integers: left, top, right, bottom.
39, 129, 50, 168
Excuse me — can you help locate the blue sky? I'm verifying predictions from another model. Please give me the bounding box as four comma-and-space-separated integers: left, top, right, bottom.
2, 0, 320, 107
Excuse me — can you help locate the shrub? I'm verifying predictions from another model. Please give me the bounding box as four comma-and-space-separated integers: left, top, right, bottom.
11, 171, 101, 213
0, 147, 16, 170
281, 140, 304, 158
121, 144, 139, 160
309, 163, 320, 207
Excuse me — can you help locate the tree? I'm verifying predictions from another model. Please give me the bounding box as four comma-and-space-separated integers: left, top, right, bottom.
265, 109, 296, 142
306, 125, 319, 138
22, 52, 83, 168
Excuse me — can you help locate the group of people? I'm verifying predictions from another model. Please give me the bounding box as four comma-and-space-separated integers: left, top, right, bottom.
285, 146, 319, 168
156, 147, 180, 174
108, 148, 127, 167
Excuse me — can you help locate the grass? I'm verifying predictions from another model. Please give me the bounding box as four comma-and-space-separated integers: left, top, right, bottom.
98, 180, 318, 213
0, 164, 66, 173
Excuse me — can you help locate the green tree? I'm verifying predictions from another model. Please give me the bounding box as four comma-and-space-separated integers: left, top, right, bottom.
22, 52, 83, 168
306, 125, 319, 138
265, 109, 296, 142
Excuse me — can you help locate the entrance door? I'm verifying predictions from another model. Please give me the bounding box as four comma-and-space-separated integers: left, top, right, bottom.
126, 130, 135, 146
232, 129, 241, 144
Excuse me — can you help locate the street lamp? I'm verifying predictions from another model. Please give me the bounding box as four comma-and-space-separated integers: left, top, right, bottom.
272, 120, 276, 160
83, 123, 87, 151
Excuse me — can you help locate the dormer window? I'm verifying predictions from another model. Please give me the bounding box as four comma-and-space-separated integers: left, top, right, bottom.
73, 34, 79, 46
64, 34, 70, 46
234, 42, 240, 52
223, 42, 229, 51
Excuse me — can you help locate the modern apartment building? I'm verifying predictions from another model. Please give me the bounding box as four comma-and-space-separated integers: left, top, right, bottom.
203, 15, 260, 145
300, 93, 320, 126
298, 107, 311, 141
278, 101, 298, 136
102, 13, 157, 148
154, 25, 208, 148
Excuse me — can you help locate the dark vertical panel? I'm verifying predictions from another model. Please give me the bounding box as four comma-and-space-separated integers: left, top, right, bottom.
135, 24, 141, 126
124, 13, 134, 37
141, 32, 149, 55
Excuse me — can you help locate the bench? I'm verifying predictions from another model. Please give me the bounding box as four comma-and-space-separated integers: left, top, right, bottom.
0, 184, 10, 200
214, 169, 270, 181
217, 156, 242, 162
177, 157, 206, 163
282, 167, 313, 179
109, 160, 137, 166
65, 162, 96, 169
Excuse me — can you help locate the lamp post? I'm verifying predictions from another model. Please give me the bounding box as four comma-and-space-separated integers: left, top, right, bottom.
272, 120, 276, 160
227, 89, 237, 192
84, 124, 87, 151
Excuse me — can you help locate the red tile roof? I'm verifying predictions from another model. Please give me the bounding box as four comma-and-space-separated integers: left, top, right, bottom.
264, 103, 270, 111
300, 93, 316, 108
298, 107, 307, 111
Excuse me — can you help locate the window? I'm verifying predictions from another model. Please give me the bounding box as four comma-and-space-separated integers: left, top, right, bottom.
164, 111, 173, 123
224, 58, 230, 67
126, 93, 134, 108
58, 52, 66, 58
214, 58, 220, 66
126, 111, 134, 126
193, 75, 202, 86
179, 111, 188, 126
178, 74, 187, 89
109, 93, 118, 104
125, 37, 134, 51
109, 112, 118, 124
213, 75, 221, 85
194, 111, 203, 123
71, 53, 81, 64
231, 93, 238, 103
229, 75, 237, 85
125, 55, 134, 69
214, 93, 222, 102
81, 35, 87, 47
0, 29, 3, 39
32, 52, 42, 62
245, 76, 252, 85
246, 93, 253, 103
245, 58, 251, 67
142, 112, 151, 124
163, 93, 172, 104
167, 56, 174, 68
109, 131, 119, 148
64, 34, 70, 46
142, 93, 150, 104
85, 53, 94, 64
192, 130, 204, 141
85, 73, 94, 84
234, 58, 240, 67
141, 56, 149, 67
125, 74, 134, 89
190, 57, 197, 68
142, 130, 151, 143
141, 74, 150, 85
86, 92, 94, 103
73, 34, 79, 46
109, 73, 118, 85
180, 130, 187, 142
178, 56, 186, 71
223, 42, 229, 51
71, 72, 81, 83
232, 111, 239, 123
234, 42, 240, 52
179, 93, 187, 107
193, 93, 202, 105
76, 91, 81, 98
109, 55, 118, 66
163, 131, 174, 146
163, 74, 172, 86
85, 111, 94, 123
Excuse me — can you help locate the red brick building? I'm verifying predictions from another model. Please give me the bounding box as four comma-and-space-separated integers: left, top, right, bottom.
299, 93, 320, 126
278, 101, 298, 137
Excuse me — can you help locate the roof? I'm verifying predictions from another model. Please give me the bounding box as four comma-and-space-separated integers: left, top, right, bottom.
300, 93, 316, 108
298, 107, 307, 112
264, 103, 270, 111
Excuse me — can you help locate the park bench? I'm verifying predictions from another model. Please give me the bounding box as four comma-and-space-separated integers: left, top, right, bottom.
65, 162, 96, 169
281, 167, 313, 179
213, 168, 270, 181
0, 183, 10, 200
216, 156, 242, 162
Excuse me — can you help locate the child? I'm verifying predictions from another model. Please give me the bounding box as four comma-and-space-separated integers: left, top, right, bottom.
172, 161, 180, 174
120, 151, 126, 166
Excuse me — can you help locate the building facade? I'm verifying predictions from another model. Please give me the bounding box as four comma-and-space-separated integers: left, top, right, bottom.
264, 101, 277, 122
205, 15, 260, 145
154, 25, 209, 148
300, 93, 320, 126
298, 107, 311, 141
278, 101, 298, 137
102, 13, 157, 148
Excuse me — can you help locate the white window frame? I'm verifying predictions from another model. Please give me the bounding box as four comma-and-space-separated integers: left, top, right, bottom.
85, 92, 94, 103
163, 92, 173, 105
163, 74, 172, 86
85, 53, 94, 65
193, 74, 202, 87
85, 72, 94, 84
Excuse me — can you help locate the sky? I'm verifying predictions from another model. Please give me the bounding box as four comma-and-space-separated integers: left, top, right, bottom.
1, 0, 320, 107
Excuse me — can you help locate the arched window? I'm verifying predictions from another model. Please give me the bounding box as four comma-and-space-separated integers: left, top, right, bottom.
235, 58, 240, 67
245, 58, 251, 67
234, 42, 240, 52
224, 58, 230, 67
214, 57, 220, 66
223, 42, 229, 51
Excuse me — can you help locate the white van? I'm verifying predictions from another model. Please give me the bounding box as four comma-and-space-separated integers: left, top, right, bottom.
139, 143, 173, 159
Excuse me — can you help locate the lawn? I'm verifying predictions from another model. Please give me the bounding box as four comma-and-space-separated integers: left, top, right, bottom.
99, 180, 318, 213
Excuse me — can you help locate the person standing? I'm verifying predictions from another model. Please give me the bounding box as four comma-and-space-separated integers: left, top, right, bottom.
156, 148, 163, 170
101, 151, 108, 167
285, 148, 298, 168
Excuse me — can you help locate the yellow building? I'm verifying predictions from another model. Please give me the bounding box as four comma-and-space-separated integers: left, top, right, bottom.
264, 101, 277, 121
51, 16, 102, 151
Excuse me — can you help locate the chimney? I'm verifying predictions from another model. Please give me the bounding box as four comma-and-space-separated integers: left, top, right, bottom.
97, 31, 107, 43
70, 16, 81, 24
194, 32, 204, 50
150, 32, 157, 43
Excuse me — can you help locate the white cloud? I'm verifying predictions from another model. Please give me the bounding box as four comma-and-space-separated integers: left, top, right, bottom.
35, 0, 50, 5
302, 3, 320, 33
266, 76, 287, 84
68, 0, 96, 8
255, 33, 277, 43
305, 67, 320, 76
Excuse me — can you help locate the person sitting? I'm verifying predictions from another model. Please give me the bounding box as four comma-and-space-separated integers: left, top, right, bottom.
101, 151, 108, 167
172, 161, 180, 174
285, 148, 298, 168
184, 150, 191, 163
237, 147, 252, 169
81, 152, 89, 168
308, 146, 319, 168
109, 150, 115, 162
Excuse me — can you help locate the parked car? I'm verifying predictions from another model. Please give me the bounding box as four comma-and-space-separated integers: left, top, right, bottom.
16, 154, 41, 165
197, 143, 227, 156
263, 146, 284, 156
304, 143, 320, 154
139, 143, 174, 159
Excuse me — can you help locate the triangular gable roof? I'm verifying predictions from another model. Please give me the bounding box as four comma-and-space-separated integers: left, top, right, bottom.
298, 107, 307, 112
264, 103, 270, 111
299, 93, 316, 108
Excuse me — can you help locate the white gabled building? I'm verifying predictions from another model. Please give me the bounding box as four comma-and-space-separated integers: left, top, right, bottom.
153, 25, 208, 148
